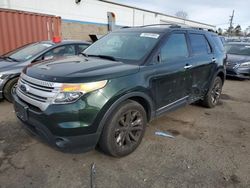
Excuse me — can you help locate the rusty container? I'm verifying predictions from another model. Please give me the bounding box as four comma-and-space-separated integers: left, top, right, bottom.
0, 8, 61, 55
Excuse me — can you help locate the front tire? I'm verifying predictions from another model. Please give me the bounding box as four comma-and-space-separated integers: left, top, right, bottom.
202, 76, 223, 108
3, 77, 18, 103
99, 100, 147, 157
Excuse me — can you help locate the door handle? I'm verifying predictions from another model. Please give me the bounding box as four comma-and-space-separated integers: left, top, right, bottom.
212, 58, 217, 62
184, 64, 192, 69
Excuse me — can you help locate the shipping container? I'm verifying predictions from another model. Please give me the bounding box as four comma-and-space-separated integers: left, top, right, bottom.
0, 8, 61, 55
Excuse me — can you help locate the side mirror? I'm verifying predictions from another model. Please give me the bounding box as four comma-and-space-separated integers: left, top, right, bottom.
147, 53, 162, 65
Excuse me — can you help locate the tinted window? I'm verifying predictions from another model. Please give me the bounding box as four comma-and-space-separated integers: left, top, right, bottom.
190, 34, 211, 55
212, 35, 225, 52
78, 44, 89, 53
43, 45, 76, 60
161, 33, 189, 62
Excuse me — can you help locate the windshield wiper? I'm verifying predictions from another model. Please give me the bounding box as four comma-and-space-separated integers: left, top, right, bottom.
80, 52, 88, 58
0, 56, 19, 62
87, 54, 117, 61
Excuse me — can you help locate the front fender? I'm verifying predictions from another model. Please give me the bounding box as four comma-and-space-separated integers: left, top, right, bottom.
0, 73, 20, 91
95, 91, 155, 134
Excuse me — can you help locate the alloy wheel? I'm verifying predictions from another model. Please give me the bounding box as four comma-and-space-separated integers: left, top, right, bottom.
114, 110, 143, 148
211, 81, 222, 105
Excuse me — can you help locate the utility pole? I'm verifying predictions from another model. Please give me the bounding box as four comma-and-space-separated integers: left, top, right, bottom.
229, 10, 234, 36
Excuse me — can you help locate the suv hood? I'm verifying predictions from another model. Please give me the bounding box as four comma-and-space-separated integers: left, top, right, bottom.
227, 54, 250, 63
23, 56, 140, 83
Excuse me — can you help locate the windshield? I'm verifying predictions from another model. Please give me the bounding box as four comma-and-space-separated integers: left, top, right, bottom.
4, 42, 53, 61
225, 44, 250, 56
84, 32, 161, 63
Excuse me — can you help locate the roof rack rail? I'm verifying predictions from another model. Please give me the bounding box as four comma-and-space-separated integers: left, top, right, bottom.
119, 24, 216, 32
139, 24, 182, 28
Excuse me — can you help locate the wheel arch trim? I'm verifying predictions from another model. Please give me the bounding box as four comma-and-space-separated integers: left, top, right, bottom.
96, 91, 155, 134
1, 73, 20, 91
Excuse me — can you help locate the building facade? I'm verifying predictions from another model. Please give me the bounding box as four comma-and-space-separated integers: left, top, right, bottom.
0, 0, 216, 41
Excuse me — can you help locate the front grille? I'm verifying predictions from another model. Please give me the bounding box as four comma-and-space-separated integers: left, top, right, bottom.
16, 74, 62, 111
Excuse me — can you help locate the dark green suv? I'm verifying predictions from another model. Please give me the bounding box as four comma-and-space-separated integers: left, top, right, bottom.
13, 25, 226, 157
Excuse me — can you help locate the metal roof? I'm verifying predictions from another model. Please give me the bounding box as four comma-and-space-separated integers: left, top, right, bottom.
99, 0, 215, 28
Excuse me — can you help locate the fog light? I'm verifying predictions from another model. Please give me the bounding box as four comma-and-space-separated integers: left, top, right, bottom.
55, 138, 68, 148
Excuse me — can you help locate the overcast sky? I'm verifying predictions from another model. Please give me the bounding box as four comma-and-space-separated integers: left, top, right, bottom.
113, 0, 250, 30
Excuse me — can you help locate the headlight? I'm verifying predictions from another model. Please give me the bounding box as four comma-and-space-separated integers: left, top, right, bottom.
54, 92, 83, 103
240, 62, 250, 67
53, 80, 107, 104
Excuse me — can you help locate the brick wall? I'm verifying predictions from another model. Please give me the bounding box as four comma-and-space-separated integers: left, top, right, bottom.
62, 21, 108, 42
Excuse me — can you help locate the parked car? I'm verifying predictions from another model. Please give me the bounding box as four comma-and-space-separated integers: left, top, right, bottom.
13, 25, 226, 157
0, 40, 90, 102
225, 42, 250, 79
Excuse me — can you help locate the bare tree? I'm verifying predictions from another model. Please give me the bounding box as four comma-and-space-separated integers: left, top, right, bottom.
234, 24, 242, 36
217, 28, 223, 35
245, 26, 250, 36
175, 11, 188, 19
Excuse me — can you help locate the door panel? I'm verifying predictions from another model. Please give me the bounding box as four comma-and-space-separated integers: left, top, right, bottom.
153, 60, 192, 110
188, 32, 216, 99
189, 56, 215, 98
152, 32, 192, 110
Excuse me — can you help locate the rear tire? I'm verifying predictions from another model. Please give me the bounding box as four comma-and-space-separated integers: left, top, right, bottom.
99, 100, 147, 157
3, 77, 18, 103
202, 76, 223, 108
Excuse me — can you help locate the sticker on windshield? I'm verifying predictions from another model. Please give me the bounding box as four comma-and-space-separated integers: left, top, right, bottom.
42, 44, 52, 47
140, 33, 159, 39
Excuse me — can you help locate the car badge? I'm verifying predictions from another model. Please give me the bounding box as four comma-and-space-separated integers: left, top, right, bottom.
20, 84, 29, 93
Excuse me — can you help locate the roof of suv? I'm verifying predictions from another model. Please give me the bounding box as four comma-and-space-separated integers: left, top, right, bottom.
114, 25, 215, 35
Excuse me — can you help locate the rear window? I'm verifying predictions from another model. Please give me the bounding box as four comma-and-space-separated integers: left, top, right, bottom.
212, 35, 225, 52
78, 44, 89, 53
189, 34, 211, 55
